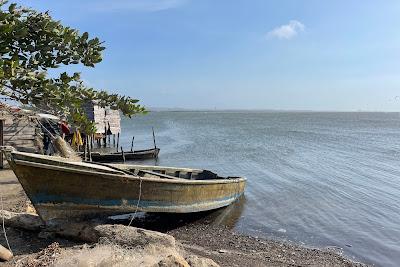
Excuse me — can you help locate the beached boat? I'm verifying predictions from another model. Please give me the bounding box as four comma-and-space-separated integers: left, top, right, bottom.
79, 147, 160, 162
3, 149, 246, 222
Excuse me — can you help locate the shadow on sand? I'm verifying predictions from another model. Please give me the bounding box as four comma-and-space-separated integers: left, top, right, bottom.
110, 195, 247, 233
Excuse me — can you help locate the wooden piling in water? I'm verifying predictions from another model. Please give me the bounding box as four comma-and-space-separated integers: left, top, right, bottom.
84, 136, 88, 161
130, 136, 135, 152
121, 147, 126, 163
103, 126, 107, 147
88, 136, 92, 162
152, 127, 158, 159
116, 133, 120, 152
152, 127, 157, 149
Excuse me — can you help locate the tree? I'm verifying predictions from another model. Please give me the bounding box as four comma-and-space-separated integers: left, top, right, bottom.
0, 1, 145, 134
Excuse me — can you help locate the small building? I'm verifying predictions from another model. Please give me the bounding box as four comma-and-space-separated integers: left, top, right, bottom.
82, 102, 121, 135
0, 104, 62, 168
0, 105, 42, 168
0, 106, 44, 154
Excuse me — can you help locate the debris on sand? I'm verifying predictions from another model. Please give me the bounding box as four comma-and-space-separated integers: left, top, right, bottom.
11, 225, 219, 267
0, 245, 13, 262
17, 242, 61, 267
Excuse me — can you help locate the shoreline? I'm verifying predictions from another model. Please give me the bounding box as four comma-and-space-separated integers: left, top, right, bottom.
0, 170, 369, 266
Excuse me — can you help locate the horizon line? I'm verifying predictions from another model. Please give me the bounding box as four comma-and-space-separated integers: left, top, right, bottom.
146, 107, 400, 113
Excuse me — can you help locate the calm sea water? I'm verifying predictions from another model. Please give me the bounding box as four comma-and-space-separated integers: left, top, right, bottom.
118, 111, 400, 267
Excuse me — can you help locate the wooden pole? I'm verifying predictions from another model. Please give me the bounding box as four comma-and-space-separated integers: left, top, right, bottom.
103, 125, 107, 147
89, 136, 92, 162
0, 120, 3, 169
130, 136, 135, 152
90, 135, 94, 150
116, 132, 120, 152
86, 136, 89, 161
107, 122, 111, 147
152, 127, 157, 149
84, 136, 87, 161
121, 147, 125, 163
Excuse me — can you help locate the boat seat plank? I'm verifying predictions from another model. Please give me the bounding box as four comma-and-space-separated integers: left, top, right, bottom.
138, 170, 178, 180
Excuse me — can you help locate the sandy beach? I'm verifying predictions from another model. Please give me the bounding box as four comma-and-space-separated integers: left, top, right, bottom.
0, 170, 369, 266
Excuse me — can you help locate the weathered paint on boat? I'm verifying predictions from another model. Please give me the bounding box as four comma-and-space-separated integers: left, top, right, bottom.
80, 147, 160, 162
4, 150, 246, 222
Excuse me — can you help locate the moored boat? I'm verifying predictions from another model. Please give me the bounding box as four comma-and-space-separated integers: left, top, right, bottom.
2, 148, 246, 222
79, 147, 160, 162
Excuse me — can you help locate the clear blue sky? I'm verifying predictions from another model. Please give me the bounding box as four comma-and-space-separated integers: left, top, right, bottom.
13, 0, 400, 111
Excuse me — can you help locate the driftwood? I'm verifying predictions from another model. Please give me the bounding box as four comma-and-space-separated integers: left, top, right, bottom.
0, 244, 13, 261
0, 210, 44, 231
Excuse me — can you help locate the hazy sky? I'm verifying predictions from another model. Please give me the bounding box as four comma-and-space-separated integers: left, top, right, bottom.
12, 0, 400, 111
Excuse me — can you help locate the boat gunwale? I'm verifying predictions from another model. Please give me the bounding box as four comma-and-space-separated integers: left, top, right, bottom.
108, 147, 160, 155
89, 147, 160, 156
12, 157, 246, 185
14, 151, 198, 172
11, 151, 202, 174
111, 163, 203, 173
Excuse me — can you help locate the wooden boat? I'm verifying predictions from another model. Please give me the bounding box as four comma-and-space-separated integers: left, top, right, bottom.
80, 147, 160, 162
3, 148, 246, 222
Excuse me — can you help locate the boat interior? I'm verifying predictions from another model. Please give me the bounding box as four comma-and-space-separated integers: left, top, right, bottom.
11, 151, 239, 181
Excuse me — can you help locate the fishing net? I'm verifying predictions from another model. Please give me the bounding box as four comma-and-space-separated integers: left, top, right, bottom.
53, 243, 183, 267
35, 118, 82, 161
52, 136, 82, 162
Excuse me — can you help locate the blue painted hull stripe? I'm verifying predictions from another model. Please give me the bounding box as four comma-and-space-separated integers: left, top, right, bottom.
30, 192, 244, 208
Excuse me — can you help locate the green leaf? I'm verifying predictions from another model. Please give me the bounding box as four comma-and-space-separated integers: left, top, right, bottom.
8, 3, 16, 13
82, 32, 88, 40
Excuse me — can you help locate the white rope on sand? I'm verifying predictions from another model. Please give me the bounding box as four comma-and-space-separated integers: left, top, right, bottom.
128, 177, 142, 227
1, 194, 13, 255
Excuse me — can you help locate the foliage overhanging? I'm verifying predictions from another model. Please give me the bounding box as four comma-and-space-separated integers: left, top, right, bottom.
0, 1, 146, 134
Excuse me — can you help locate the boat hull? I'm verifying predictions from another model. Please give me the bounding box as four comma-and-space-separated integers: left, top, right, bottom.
81, 148, 160, 162
7, 152, 246, 222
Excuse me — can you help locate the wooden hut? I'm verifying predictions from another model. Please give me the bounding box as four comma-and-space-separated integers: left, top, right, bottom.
0, 105, 43, 168
82, 102, 121, 146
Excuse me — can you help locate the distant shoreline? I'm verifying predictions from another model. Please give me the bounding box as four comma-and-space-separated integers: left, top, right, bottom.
147, 108, 399, 113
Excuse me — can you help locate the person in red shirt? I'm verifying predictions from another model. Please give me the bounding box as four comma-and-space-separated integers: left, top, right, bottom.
60, 120, 70, 139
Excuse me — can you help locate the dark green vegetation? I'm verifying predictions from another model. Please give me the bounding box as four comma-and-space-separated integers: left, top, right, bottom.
0, 1, 145, 133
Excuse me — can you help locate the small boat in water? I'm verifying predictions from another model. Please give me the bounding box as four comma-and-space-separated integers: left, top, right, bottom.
3, 148, 246, 222
79, 147, 160, 162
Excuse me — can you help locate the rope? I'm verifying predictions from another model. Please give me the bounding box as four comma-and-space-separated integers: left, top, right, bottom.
128, 176, 142, 227
35, 119, 56, 140
1, 194, 13, 255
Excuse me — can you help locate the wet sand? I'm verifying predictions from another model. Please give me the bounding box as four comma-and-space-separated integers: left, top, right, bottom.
0, 170, 369, 266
